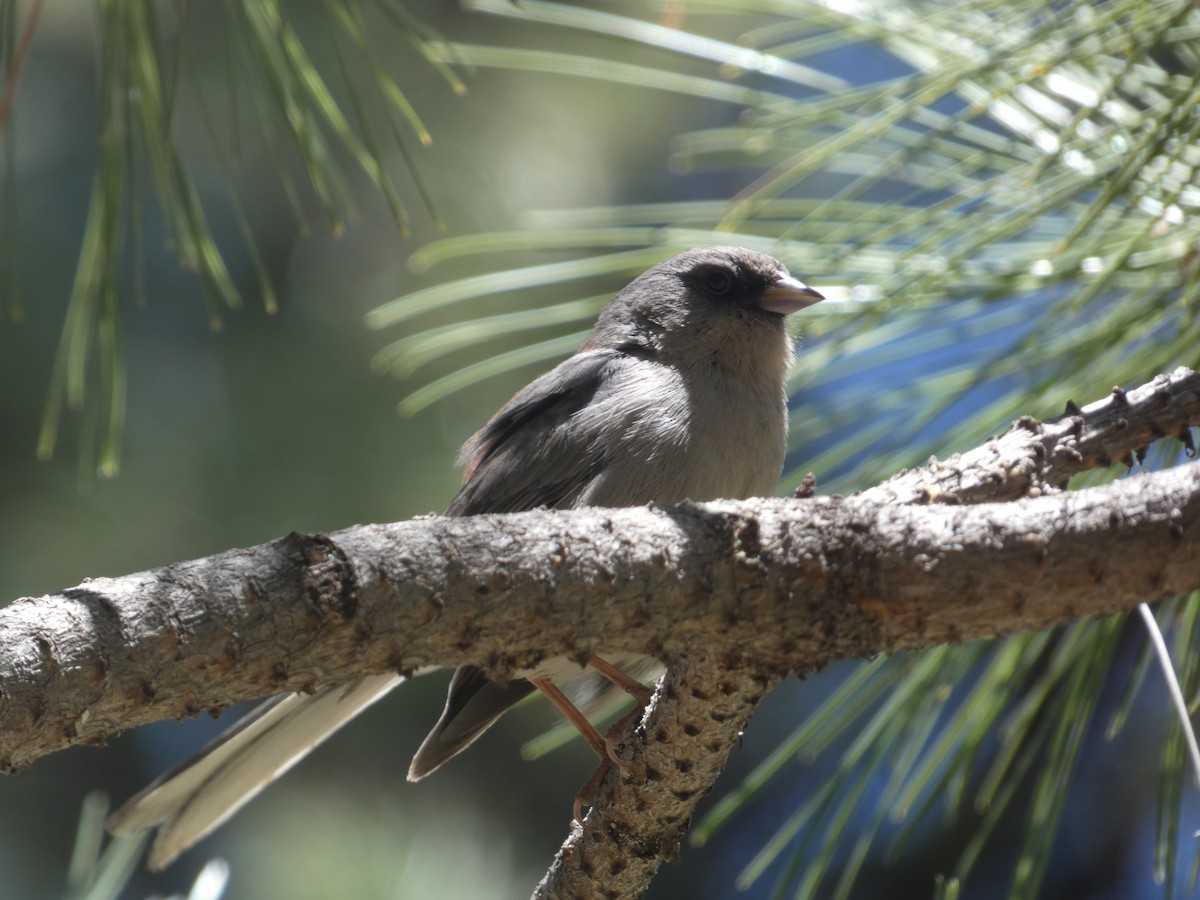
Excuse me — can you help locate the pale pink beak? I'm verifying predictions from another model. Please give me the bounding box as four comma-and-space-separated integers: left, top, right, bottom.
761, 274, 824, 316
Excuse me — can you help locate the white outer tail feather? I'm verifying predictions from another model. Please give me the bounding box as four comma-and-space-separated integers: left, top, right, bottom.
108, 672, 406, 870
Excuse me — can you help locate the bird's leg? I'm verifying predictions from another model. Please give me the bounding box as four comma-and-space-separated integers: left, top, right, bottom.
528, 676, 613, 821
528, 676, 608, 756
531, 660, 656, 821
587, 655, 654, 705
587, 655, 654, 766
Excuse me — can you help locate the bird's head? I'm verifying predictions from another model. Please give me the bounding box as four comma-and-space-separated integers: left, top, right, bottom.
585, 246, 823, 376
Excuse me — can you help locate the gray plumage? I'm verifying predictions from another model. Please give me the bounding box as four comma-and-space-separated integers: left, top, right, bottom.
108, 246, 823, 869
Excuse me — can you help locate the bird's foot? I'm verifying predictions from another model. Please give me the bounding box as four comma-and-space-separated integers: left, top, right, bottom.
603, 704, 648, 767
573, 760, 613, 823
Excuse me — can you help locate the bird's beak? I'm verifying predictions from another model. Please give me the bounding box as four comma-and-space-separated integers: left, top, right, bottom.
760, 274, 825, 316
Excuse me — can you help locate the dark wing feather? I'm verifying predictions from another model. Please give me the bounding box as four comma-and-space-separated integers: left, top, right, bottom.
410, 348, 625, 780
445, 348, 620, 516
407, 669, 536, 780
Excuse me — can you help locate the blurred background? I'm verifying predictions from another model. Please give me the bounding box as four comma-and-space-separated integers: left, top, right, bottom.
1, 1, 1199, 898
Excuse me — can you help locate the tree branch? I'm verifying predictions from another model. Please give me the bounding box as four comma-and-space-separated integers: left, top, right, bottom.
0, 370, 1197, 898
1, 450, 1196, 769
862, 365, 1200, 506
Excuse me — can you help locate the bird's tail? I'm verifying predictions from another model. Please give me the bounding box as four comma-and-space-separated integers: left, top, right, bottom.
108, 672, 403, 870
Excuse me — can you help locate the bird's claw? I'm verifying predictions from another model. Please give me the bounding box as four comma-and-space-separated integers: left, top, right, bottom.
573, 759, 614, 823
605, 733, 626, 767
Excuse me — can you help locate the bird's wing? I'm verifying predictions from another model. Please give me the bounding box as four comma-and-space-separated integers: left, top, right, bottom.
407, 667, 536, 780
108, 672, 405, 870
446, 348, 624, 515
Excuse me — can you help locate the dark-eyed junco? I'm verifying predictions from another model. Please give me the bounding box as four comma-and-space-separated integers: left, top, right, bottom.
108, 246, 824, 869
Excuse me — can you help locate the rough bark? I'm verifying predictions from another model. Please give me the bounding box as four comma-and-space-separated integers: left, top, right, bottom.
862, 365, 1200, 506
0, 368, 1197, 899
535, 657, 782, 900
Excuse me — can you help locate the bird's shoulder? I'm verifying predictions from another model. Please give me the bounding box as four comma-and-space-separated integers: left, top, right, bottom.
446, 348, 639, 515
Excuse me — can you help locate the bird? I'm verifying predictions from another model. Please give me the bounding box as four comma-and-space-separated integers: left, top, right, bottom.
107, 245, 824, 870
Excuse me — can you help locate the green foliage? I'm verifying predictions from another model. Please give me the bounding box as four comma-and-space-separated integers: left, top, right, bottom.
4, 0, 450, 475
62, 793, 150, 900
8, 1, 1200, 898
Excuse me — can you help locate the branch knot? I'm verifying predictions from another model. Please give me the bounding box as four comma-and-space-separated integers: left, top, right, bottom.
289, 533, 359, 624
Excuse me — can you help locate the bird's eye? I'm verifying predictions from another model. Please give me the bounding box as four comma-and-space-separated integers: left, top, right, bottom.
704, 269, 733, 294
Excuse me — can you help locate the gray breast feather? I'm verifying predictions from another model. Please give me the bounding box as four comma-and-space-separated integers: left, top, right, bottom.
575, 359, 787, 507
